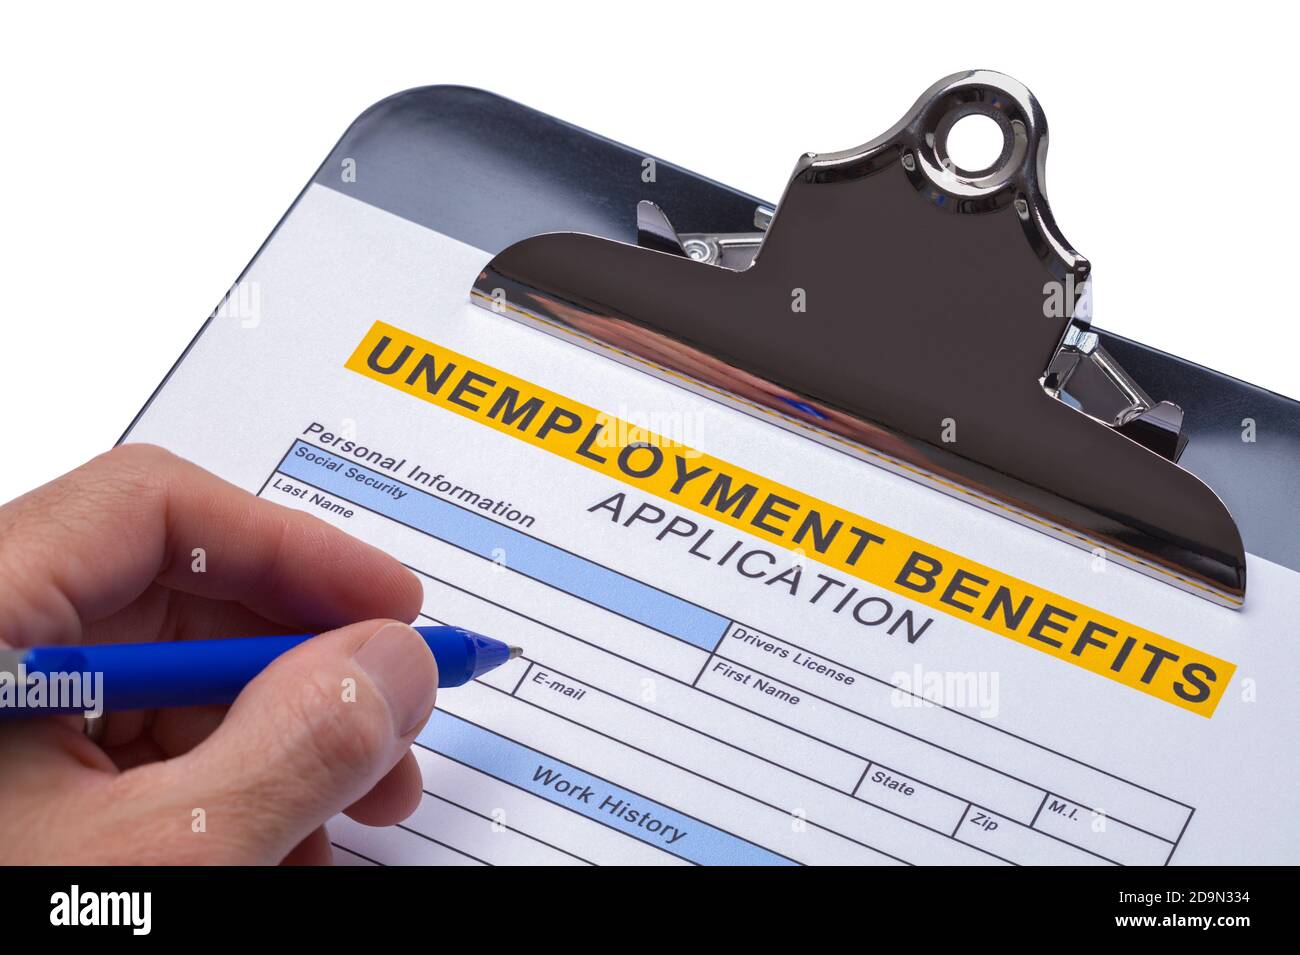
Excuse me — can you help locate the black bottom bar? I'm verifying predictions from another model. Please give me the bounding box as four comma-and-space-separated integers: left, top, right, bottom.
3, 864, 1285, 940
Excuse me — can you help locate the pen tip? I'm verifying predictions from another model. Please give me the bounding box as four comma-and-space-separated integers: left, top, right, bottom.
508, 646, 523, 659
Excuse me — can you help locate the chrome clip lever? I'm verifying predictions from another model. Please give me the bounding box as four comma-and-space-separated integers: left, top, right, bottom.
474, 70, 1246, 606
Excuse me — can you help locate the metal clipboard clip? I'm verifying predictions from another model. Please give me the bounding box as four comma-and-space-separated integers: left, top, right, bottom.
470, 70, 1247, 607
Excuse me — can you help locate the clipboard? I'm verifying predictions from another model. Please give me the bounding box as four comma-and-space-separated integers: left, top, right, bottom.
122, 71, 1300, 866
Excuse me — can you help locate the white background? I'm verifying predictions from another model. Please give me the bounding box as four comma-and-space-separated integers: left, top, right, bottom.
1, 1, 1295, 503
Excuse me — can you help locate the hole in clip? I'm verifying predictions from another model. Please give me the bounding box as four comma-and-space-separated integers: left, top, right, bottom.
945, 113, 1004, 173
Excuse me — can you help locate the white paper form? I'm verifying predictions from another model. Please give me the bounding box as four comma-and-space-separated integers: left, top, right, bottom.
126, 185, 1300, 866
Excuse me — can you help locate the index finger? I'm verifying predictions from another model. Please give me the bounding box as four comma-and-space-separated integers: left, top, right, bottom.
0, 443, 423, 646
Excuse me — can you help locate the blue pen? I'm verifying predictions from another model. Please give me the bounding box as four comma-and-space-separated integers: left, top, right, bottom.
0, 626, 521, 716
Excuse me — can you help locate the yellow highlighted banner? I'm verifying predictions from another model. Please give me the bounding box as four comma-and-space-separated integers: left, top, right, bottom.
347, 320, 1235, 716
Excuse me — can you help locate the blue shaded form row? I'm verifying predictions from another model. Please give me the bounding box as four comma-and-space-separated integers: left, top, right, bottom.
420, 711, 794, 865
279, 441, 729, 651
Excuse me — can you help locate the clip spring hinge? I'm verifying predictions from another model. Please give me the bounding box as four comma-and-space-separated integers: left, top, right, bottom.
639, 200, 1189, 465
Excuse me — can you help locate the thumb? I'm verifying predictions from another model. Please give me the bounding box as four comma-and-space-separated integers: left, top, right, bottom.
138, 619, 438, 863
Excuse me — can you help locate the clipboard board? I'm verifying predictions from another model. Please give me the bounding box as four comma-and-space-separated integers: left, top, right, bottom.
122, 71, 1300, 866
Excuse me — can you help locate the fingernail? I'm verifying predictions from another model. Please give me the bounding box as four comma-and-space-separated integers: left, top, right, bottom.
354, 622, 437, 736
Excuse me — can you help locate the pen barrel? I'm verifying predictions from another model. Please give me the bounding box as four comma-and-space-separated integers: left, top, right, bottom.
8, 627, 509, 716
24, 635, 312, 712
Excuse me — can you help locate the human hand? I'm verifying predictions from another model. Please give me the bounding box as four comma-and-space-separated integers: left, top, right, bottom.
0, 443, 435, 864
